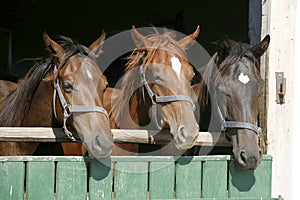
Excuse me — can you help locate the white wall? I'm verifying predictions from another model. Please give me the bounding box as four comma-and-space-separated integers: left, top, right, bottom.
292, 0, 300, 199
262, 0, 298, 199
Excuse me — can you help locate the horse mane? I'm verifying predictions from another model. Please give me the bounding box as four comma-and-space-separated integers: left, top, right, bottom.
0, 58, 54, 126
0, 35, 89, 126
55, 35, 92, 58
110, 30, 188, 123
198, 38, 259, 109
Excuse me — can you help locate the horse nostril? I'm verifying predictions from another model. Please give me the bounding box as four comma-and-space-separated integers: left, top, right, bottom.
237, 150, 247, 167
90, 135, 114, 159
95, 135, 114, 152
177, 126, 186, 143
241, 150, 247, 163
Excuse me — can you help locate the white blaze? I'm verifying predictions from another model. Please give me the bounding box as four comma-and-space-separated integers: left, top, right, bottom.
238, 72, 250, 84
171, 56, 181, 80
86, 69, 93, 80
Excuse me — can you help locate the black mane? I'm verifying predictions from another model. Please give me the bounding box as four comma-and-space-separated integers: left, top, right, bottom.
215, 38, 257, 72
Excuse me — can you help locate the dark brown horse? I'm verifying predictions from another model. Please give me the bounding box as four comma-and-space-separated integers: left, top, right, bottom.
107, 26, 200, 155
192, 35, 270, 169
0, 32, 113, 159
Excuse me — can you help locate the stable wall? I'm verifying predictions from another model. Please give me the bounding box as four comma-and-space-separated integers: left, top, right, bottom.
262, 0, 298, 199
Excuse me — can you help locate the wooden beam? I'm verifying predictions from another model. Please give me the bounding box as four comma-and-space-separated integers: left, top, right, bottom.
0, 127, 231, 147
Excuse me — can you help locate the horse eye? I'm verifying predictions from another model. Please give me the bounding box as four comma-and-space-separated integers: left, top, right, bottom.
63, 82, 74, 93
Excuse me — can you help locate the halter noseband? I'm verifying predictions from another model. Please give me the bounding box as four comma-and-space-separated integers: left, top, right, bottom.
53, 65, 109, 141
138, 51, 196, 129
212, 93, 263, 140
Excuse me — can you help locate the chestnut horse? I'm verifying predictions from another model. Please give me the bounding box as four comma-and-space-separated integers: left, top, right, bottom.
0, 32, 113, 159
108, 26, 200, 155
192, 35, 270, 169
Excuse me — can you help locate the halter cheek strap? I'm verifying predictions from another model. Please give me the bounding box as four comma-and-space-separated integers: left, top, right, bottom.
53, 66, 109, 141
213, 93, 263, 140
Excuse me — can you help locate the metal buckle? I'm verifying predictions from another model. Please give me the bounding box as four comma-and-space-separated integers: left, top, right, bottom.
63, 104, 72, 118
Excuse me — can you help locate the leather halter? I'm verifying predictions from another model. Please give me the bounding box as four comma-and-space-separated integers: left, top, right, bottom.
138, 51, 195, 129
212, 93, 263, 140
53, 65, 109, 141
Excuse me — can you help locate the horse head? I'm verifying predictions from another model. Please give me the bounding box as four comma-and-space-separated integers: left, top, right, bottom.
43, 32, 114, 159
197, 35, 270, 169
118, 26, 200, 150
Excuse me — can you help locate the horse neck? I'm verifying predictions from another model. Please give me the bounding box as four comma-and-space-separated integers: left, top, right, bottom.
130, 88, 151, 126
110, 86, 150, 129
22, 79, 55, 126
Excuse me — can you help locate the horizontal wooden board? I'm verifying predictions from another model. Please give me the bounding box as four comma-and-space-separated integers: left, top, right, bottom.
0, 127, 231, 147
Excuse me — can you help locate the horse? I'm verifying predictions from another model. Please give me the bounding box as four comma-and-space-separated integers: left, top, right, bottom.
107, 25, 200, 155
0, 32, 114, 159
0, 80, 18, 104
192, 35, 270, 170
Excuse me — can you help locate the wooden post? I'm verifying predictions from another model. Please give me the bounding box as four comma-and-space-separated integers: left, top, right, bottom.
261, 0, 298, 199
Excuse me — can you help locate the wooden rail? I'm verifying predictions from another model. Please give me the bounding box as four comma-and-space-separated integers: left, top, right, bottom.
0, 127, 231, 147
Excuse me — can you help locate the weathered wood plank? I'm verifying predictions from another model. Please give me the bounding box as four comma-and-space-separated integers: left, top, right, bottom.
149, 161, 175, 199
175, 158, 202, 199
202, 159, 228, 198
0, 127, 231, 147
0, 161, 25, 200
114, 161, 148, 199
228, 155, 273, 199
26, 161, 55, 200
0, 127, 69, 142
89, 158, 113, 200
56, 161, 87, 200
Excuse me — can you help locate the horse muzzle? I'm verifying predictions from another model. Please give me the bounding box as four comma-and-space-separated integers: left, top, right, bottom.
173, 125, 199, 150
85, 134, 114, 159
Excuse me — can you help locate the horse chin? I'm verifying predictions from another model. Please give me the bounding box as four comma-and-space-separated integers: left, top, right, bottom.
88, 149, 113, 160
173, 142, 193, 151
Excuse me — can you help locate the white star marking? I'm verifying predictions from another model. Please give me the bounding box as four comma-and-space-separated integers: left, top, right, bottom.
238, 72, 250, 84
171, 56, 181, 80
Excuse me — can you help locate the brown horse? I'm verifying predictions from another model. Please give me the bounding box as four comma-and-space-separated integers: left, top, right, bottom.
107, 26, 200, 155
192, 35, 270, 169
0, 32, 113, 159
0, 79, 18, 103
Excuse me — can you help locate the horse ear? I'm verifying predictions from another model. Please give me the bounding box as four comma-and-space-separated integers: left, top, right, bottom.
131, 25, 154, 48
216, 35, 231, 63
43, 32, 65, 61
178, 25, 200, 49
89, 31, 106, 58
251, 34, 270, 58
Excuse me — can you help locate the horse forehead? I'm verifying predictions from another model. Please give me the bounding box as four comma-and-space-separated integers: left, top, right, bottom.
238, 72, 250, 84
62, 56, 99, 80
171, 56, 182, 79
